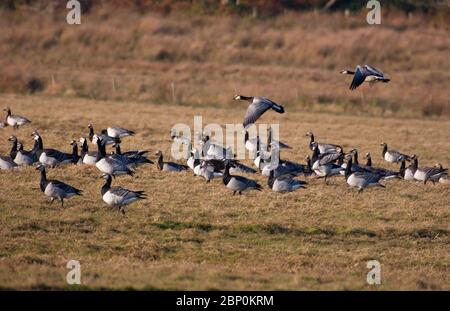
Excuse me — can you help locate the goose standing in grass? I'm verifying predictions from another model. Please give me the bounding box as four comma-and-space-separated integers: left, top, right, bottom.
344, 154, 384, 193
340, 65, 390, 90
234, 95, 285, 128
106, 126, 135, 139
88, 124, 120, 145
9, 136, 38, 166
155, 150, 188, 172
268, 170, 307, 193
101, 174, 146, 215
3, 107, 31, 129
413, 157, 448, 184
402, 154, 417, 181
36, 164, 82, 208
201, 158, 256, 175
305, 132, 342, 154
380, 143, 407, 163
364, 152, 401, 180
79, 137, 98, 165
311, 145, 344, 183
33, 132, 78, 167
93, 135, 134, 176
222, 160, 262, 195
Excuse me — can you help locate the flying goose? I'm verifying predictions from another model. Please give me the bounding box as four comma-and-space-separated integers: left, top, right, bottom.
9, 136, 38, 166
222, 160, 262, 195
413, 158, 448, 184
344, 155, 384, 193
155, 150, 188, 172
305, 132, 342, 154
311, 145, 344, 182
93, 135, 134, 176
363, 152, 401, 180
32, 132, 78, 167
340, 65, 390, 90
3, 107, 31, 129
380, 143, 407, 163
267, 170, 306, 193
106, 126, 135, 139
101, 174, 146, 214
234, 95, 285, 128
36, 164, 82, 208
88, 124, 120, 145
79, 137, 98, 165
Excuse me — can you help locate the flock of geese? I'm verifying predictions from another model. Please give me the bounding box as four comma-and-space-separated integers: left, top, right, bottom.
0, 65, 448, 214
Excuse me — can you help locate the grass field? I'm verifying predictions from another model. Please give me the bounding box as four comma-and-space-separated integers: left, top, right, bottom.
0, 94, 449, 290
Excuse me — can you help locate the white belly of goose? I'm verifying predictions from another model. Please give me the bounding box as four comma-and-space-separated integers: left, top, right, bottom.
7, 116, 27, 127
96, 158, 127, 175
404, 168, 415, 181
226, 178, 248, 192
83, 154, 97, 165
102, 191, 138, 206
39, 153, 60, 167
413, 169, 427, 181
384, 152, 400, 163
272, 179, 301, 192
0, 157, 16, 170
14, 152, 35, 166
44, 183, 76, 199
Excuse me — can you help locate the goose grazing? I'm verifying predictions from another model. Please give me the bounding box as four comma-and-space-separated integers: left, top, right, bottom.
36, 164, 82, 208
196, 160, 223, 182
202, 158, 256, 175
413, 158, 448, 185
234, 95, 284, 128
3, 107, 31, 129
93, 135, 134, 176
112, 143, 148, 157
305, 132, 342, 154
380, 143, 407, 163
101, 174, 146, 214
9, 136, 38, 166
268, 170, 306, 193
311, 145, 344, 182
79, 137, 98, 165
88, 124, 120, 145
32, 132, 77, 167
222, 160, 262, 195
364, 152, 401, 180
155, 150, 188, 172
344, 155, 384, 193
106, 126, 135, 139
340, 65, 390, 90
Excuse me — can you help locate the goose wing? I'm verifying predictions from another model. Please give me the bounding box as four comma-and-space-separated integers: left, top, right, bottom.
230, 160, 257, 174
318, 152, 342, 165
364, 65, 385, 77
243, 97, 284, 128
109, 186, 143, 200
50, 180, 82, 195
349, 65, 368, 90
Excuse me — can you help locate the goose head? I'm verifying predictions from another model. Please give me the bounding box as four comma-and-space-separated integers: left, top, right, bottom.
409, 154, 417, 160
35, 163, 46, 172
365, 152, 371, 159
155, 150, 163, 157
344, 153, 353, 161
233, 94, 242, 100
170, 128, 176, 139
380, 142, 387, 147
31, 131, 40, 140
87, 124, 93, 129
340, 70, 353, 75
70, 140, 77, 147
8, 135, 17, 143
79, 137, 86, 144
305, 131, 313, 137
17, 142, 24, 151
434, 163, 443, 169
92, 134, 100, 144
3, 107, 11, 115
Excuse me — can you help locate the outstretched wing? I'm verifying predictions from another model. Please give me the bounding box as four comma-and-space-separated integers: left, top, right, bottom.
349, 65, 367, 90
243, 98, 272, 128
364, 65, 384, 77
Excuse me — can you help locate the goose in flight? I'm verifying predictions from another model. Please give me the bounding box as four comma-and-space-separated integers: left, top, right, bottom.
233, 95, 285, 128
3, 107, 31, 129
340, 65, 390, 90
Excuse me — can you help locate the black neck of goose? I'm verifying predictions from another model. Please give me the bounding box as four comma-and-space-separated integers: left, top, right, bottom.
239, 96, 253, 102
95, 139, 105, 161
244, 131, 249, 143
353, 151, 359, 165
306, 158, 312, 173
267, 170, 275, 188
101, 175, 112, 196
115, 144, 121, 155
9, 139, 17, 159
256, 135, 260, 153
366, 156, 372, 167
382, 144, 387, 157
89, 127, 94, 141
411, 158, 418, 170
345, 70, 355, 75
223, 163, 232, 185
72, 144, 79, 163
80, 140, 88, 157
6, 109, 11, 117
309, 134, 315, 144
399, 159, 406, 177
344, 158, 352, 179
157, 153, 163, 170
39, 169, 48, 192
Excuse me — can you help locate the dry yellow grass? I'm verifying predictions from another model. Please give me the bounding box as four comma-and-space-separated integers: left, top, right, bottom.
0, 94, 449, 290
